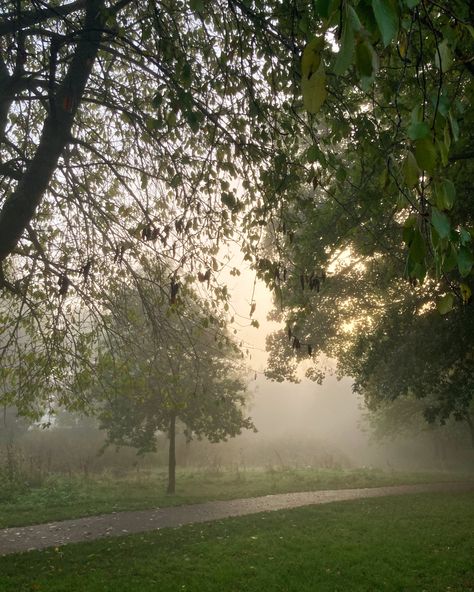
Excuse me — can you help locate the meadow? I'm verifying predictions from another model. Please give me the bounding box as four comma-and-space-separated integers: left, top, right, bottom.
0, 465, 471, 528
1, 492, 473, 591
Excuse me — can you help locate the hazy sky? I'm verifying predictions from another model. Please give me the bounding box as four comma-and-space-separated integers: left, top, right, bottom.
218, 245, 372, 453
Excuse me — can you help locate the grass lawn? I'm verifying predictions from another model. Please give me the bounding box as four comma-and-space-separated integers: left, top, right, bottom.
0, 466, 471, 528
1, 492, 473, 591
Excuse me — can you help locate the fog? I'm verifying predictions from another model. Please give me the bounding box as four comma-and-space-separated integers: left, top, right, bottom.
247, 374, 371, 465
3, 255, 471, 477
213, 255, 472, 474
2, 357, 473, 481
171, 371, 471, 474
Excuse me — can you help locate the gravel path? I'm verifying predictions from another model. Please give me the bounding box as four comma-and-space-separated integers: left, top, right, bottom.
1, 481, 473, 556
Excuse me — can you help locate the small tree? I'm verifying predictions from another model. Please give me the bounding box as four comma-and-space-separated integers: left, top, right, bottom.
82, 269, 254, 494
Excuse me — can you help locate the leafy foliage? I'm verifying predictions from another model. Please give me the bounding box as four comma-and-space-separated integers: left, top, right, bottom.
0, 0, 306, 411
0, 1, 473, 418
80, 265, 254, 455
253, 0, 474, 303
258, 0, 474, 429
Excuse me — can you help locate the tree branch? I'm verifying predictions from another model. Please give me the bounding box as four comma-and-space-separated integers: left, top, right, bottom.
0, 0, 106, 265
0, 1, 87, 37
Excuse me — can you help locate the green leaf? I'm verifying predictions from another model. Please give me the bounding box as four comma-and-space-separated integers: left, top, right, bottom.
221, 192, 237, 210
449, 112, 459, 142
434, 179, 455, 211
443, 123, 451, 150
460, 283, 472, 304
404, 0, 420, 7
301, 37, 324, 80
314, 0, 331, 18
410, 261, 426, 282
403, 213, 417, 229
436, 139, 449, 167
402, 224, 414, 245
407, 121, 430, 141
355, 40, 376, 78
433, 94, 450, 118
189, 0, 204, 12
336, 167, 347, 182
458, 247, 474, 277
347, 5, 363, 31
396, 191, 409, 211
306, 145, 322, 162
181, 62, 192, 86
408, 228, 425, 263
434, 39, 452, 72
410, 105, 423, 124
379, 166, 389, 189
463, 23, 474, 39
402, 151, 420, 188
302, 64, 327, 114
334, 15, 355, 75
372, 0, 398, 47
185, 110, 200, 132
442, 245, 458, 272
460, 227, 471, 245
166, 111, 177, 127
437, 293, 454, 315
298, 16, 309, 34
431, 207, 450, 239
414, 138, 437, 174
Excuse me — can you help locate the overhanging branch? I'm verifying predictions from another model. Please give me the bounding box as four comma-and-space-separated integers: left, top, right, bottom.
0, 1, 87, 37
0, 0, 106, 265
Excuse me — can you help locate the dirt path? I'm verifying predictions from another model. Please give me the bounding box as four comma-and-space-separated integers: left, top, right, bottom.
1, 481, 473, 556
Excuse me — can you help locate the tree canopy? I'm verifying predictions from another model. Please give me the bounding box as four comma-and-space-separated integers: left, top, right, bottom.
0, 0, 300, 409
258, 0, 474, 429
0, 1, 473, 418
81, 266, 253, 492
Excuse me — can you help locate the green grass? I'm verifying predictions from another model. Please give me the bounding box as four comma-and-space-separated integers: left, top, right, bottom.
1, 492, 473, 591
0, 466, 471, 529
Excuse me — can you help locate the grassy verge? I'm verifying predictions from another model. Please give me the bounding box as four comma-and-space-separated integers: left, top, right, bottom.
0, 466, 471, 528
1, 492, 473, 591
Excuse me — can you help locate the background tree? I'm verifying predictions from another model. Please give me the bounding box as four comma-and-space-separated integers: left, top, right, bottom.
79, 265, 254, 494
265, 216, 474, 439
351, 303, 474, 446
366, 395, 474, 469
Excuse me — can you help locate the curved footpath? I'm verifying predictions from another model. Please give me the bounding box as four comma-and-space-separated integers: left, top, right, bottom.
1, 481, 473, 556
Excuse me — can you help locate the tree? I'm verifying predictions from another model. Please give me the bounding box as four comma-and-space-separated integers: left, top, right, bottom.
0, 0, 303, 411
350, 302, 474, 447
366, 395, 474, 469
291, 0, 474, 296
250, 0, 474, 332
1, 1, 473, 416
264, 212, 474, 440
255, 0, 474, 436
0, 406, 29, 445
79, 265, 254, 493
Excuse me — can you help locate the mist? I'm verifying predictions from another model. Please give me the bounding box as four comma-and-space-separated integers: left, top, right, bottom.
173, 373, 473, 474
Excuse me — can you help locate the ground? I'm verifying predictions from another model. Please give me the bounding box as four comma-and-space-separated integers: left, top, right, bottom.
1, 490, 473, 591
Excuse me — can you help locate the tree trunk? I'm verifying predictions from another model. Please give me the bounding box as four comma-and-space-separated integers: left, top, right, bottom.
167, 413, 176, 495
0, 0, 105, 264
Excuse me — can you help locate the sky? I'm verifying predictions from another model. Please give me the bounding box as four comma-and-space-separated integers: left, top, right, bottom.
219, 243, 374, 462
